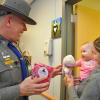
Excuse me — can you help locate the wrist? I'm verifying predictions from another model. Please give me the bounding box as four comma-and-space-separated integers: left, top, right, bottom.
68, 84, 73, 88
19, 84, 23, 96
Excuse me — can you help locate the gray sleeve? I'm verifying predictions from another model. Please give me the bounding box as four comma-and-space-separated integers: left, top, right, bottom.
68, 78, 100, 100
0, 85, 20, 100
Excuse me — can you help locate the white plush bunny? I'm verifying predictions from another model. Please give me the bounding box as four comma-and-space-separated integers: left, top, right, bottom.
62, 55, 75, 77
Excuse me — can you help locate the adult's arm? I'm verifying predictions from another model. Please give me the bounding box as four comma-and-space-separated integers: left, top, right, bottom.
0, 85, 20, 100
68, 76, 100, 100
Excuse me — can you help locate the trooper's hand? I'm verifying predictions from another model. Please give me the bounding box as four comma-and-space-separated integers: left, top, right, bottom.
52, 64, 63, 78
19, 76, 49, 96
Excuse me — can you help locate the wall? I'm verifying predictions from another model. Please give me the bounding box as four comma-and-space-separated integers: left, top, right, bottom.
20, 0, 62, 100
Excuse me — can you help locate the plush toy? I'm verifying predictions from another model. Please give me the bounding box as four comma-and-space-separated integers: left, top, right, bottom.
62, 55, 75, 77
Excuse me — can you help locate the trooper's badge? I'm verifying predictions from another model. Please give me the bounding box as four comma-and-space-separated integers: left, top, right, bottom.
2, 51, 10, 59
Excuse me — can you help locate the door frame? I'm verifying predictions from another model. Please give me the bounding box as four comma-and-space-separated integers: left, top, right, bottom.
60, 0, 82, 100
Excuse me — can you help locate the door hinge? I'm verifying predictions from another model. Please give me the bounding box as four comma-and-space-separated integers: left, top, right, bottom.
71, 14, 77, 23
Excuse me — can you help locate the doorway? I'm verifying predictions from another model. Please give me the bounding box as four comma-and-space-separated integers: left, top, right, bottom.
61, 0, 100, 100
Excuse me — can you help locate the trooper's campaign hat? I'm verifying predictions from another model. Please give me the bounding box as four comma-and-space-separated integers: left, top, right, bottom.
0, 0, 36, 25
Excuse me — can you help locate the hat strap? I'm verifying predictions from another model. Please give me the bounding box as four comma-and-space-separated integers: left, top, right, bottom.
0, 12, 11, 17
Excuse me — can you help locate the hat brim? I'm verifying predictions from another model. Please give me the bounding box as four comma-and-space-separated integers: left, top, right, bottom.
0, 5, 37, 25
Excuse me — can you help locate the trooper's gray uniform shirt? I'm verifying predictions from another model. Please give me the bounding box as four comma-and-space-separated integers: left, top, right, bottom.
0, 35, 26, 100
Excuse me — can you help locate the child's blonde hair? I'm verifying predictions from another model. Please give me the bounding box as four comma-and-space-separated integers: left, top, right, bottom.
81, 42, 93, 50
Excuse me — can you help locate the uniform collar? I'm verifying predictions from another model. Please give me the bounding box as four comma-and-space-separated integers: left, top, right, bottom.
0, 34, 9, 47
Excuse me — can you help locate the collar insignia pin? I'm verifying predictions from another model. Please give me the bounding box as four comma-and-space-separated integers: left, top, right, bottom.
2, 41, 6, 44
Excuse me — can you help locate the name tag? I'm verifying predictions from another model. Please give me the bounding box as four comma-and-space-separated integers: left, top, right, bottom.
3, 55, 10, 59
5, 60, 14, 65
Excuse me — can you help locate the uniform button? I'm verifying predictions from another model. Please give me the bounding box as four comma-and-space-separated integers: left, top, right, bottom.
10, 66, 13, 69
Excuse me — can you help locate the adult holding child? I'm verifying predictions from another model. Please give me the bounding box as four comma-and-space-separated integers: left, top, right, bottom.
0, 0, 63, 100
63, 37, 100, 100
63, 42, 98, 92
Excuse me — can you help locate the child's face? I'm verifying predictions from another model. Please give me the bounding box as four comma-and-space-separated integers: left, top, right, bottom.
93, 46, 100, 64
80, 44, 93, 61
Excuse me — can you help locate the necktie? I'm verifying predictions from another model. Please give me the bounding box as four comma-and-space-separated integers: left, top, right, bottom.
8, 41, 28, 100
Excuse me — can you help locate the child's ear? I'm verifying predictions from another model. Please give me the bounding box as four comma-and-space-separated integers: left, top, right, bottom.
92, 50, 94, 54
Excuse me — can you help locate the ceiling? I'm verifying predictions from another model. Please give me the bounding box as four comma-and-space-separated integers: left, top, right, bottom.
25, 0, 35, 4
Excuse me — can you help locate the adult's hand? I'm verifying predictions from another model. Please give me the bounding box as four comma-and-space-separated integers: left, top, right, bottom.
19, 76, 49, 96
63, 73, 74, 88
73, 75, 81, 86
52, 64, 63, 78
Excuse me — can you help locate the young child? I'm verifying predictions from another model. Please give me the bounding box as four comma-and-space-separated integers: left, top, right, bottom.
68, 42, 98, 91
